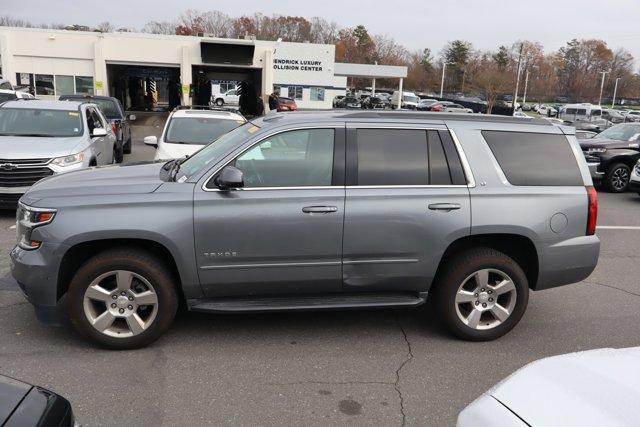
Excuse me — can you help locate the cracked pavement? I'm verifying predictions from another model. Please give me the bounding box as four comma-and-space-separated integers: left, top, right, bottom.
1, 130, 639, 425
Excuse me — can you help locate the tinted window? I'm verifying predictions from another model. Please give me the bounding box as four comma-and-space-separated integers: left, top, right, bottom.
482, 131, 583, 186
428, 130, 451, 185
356, 129, 428, 185
234, 129, 334, 187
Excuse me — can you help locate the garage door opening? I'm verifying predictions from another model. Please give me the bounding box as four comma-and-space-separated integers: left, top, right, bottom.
192, 65, 262, 110
107, 64, 181, 112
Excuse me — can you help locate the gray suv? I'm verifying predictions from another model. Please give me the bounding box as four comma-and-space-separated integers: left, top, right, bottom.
10, 112, 600, 349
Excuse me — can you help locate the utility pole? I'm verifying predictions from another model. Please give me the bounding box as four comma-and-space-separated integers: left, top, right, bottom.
439, 62, 448, 98
522, 69, 530, 106
611, 77, 620, 108
598, 71, 609, 106
512, 44, 523, 115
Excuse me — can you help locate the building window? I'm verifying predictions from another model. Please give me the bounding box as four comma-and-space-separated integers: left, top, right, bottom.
289, 86, 303, 100
55, 75, 74, 96
310, 87, 325, 101
273, 85, 281, 96
75, 76, 94, 95
35, 74, 54, 95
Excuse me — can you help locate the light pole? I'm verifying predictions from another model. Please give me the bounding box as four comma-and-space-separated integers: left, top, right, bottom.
611, 77, 621, 108
440, 62, 454, 98
598, 71, 609, 106
512, 44, 523, 114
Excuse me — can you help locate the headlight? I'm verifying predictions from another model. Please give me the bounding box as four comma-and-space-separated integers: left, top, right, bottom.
51, 152, 85, 167
587, 148, 607, 153
16, 203, 56, 250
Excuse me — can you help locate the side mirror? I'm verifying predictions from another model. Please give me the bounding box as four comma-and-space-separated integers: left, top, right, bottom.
92, 128, 107, 137
128, 114, 136, 121
216, 165, 244, 190
143, 136, 158, 148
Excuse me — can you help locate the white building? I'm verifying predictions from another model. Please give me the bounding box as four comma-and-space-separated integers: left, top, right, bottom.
0, 26, 407, 110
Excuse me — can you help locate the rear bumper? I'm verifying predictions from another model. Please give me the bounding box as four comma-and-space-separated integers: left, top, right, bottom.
10, 242, 68, 325
535, 235, 600, 291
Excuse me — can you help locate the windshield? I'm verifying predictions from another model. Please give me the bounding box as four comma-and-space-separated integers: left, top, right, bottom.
596, 124, 640, 141
91, 99, 122, 119
166, 117, 244, 145
0, 108, 83, 137
176, 122, 259, 180
0, 93, 17, 102
403, 95, 419, 103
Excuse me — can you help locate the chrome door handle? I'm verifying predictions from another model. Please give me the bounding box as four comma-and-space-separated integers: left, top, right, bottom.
428, 203, 461, 211
302, 206, 338, 214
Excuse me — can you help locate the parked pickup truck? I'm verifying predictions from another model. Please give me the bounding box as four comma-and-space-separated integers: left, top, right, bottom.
11, 111, 600, 349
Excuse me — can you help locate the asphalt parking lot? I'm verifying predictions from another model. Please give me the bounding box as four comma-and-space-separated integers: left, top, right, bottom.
1, 116, 639, 426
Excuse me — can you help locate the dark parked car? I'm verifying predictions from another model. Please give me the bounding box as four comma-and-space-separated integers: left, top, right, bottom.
332, 95, 345, 108
361, 96, 387, 109
579, 123, 640, 192
276, 96, 298, 112
0, 375, 76, 426
59, 95, 134, 162
337, 96, 361, 109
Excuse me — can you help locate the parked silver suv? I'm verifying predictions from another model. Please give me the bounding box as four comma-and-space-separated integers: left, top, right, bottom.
0, 100, 116, 208
11, 112, 600, 349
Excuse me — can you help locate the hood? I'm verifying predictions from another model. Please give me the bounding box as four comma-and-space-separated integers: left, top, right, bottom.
490, 347, 640, 426
579, 137, 638, 150
0, 135, 85, 160
23, 162, 164, 202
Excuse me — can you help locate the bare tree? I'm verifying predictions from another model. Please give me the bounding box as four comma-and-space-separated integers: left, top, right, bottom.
96, 22, 114, 33
142, 20, 178, 35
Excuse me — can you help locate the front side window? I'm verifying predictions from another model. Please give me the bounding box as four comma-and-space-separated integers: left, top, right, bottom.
0, 108, 83, 137
35, 74, 54, 95
234, 129, 334, 188
166, 117, 243, 145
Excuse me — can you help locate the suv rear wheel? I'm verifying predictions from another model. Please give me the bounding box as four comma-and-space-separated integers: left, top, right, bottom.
605, 163, 631, 193
67, 248, 178, 349
432, 248, 529, 341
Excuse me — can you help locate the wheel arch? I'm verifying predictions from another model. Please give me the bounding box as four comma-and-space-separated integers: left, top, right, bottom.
57, 238, 187, 305
434, 233, 539, 290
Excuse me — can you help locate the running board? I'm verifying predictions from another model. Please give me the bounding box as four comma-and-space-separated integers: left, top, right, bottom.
188, 292, 427, 313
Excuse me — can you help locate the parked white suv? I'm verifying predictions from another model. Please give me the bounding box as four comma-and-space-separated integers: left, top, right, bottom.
211, 89, 239, 106
144, 107, 246, 161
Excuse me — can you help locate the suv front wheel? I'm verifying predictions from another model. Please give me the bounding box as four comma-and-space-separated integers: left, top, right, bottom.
67, 248, 178, 349
605, 163, 631, 193
432, 248, 529, 341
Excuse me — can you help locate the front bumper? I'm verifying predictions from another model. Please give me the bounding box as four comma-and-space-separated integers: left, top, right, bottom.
10, 242, 69, 325
586, 162, 604, 181
630, 167, 640, 193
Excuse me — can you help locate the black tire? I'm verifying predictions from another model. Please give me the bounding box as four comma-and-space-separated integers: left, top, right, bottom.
114, 144, 124, 164
431, 248, 529, 341
123, 136, 132, 154
215, 98, 224, 106
605, 163, 631, 193
67, 248, 179, 350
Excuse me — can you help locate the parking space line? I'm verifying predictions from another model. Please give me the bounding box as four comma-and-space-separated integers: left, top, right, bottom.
597, 226, 640, 230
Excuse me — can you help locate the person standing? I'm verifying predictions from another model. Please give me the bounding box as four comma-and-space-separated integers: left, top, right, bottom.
268, 92, 279, 111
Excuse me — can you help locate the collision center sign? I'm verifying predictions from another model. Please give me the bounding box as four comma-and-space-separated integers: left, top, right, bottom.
273, 58, 323, 72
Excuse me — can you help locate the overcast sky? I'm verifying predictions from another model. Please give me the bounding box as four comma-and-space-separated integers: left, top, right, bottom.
5, 0, 640, 66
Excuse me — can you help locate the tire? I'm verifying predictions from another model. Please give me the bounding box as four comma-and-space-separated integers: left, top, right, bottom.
605, 163, 631, 193
114, 144, 124, 164
123, 136, 132, 154
431, 248, 529, 341
67, 248, 179, 350
215, 98, 224, 106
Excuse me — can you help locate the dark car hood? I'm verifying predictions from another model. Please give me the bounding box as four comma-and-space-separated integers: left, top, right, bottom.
23, 162, 164, 202
579, 138, 638, 150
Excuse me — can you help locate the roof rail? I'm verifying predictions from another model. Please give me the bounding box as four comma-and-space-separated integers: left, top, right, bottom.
173, 105, 242, 115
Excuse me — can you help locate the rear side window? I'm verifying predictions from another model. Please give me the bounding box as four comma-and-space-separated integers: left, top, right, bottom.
354, 129, 467, 186
482, 131, 583, 186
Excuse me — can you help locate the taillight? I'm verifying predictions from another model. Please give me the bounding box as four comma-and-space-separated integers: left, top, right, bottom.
111, 123, 120, 136
586, 186, 598, 235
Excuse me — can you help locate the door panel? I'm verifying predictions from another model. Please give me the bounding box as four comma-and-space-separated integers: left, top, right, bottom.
343, 187, 470, 291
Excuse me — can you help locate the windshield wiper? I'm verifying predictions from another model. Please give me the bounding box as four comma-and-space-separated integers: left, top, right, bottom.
169, 156, 189, 182
0, 132, 56, 137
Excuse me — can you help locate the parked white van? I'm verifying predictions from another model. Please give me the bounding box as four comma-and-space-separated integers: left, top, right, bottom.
559, 103, 610, 131
391, 91, 420, 110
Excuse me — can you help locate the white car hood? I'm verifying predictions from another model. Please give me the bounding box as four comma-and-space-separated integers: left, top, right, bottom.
155, 142, 203, 161
490, 347, 640, 426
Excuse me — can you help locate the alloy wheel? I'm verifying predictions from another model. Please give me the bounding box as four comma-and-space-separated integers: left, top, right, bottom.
454, 268, 517, 330
611, 167, 630, 191
83, 270, 159, 338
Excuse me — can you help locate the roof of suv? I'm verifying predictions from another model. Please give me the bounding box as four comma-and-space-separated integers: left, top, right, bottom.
1, 99, 84, 110
258, 110, 553, 126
